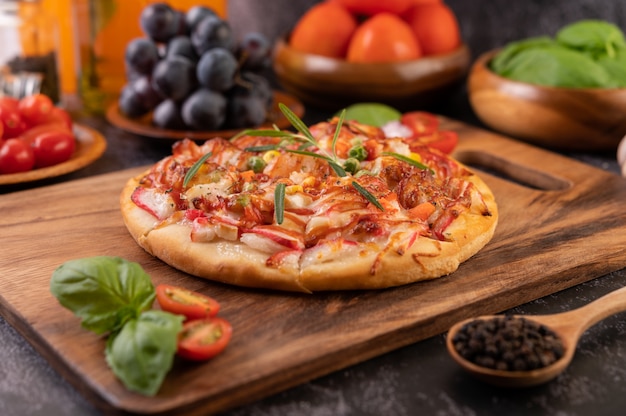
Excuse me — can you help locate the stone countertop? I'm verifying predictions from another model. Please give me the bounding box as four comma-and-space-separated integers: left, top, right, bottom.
2, 0, 626, 415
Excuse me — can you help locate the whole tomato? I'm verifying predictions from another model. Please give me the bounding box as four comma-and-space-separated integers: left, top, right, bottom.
290, 2, 358, 58
0, 105, 26, 138
346, 13, 422, 63
402, 3, 461, 55
18, 93, 54, 126
0, 138, 35, 174
31, 130, 76, 168
331, 0, 413, 15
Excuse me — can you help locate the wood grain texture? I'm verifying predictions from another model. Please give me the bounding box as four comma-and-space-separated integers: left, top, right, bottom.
1, 118, 625, 415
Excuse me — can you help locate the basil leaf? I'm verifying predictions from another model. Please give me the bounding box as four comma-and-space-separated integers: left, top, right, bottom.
105, 311, 184, 396
50, 256, 155, 335
500, 46, 615, 88
340, 103, 401, 127
490, 36, 555, 74
556, 19, 626, 58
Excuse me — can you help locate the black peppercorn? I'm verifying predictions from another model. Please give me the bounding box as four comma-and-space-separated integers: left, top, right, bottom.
451, 315, 565, 371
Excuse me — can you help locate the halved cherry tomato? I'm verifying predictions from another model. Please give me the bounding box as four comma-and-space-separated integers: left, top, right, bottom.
400, 111, 439, 138
413, 130, 458, 154
0, 138, 35, 174
156, 284, 220, 321
31, 130, 76, 168
177, 317, 233, 361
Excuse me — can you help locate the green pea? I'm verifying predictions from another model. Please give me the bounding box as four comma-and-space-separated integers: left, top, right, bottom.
247, 156, 266, 173
348, 144, 368, 161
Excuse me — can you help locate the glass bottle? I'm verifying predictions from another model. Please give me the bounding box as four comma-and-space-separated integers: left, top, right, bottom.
0, 0, 60, 102
72, 0, 227, 114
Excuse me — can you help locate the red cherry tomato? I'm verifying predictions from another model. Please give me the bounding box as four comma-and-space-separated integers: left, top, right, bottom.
400, 111, 439, 138
0, 138, 35, 174
413, 130, 458, 154
0, 105, 26, 138
0, 96, 20, 111
18, 94, 54, 126
39, 107, 73, 130
18, 122, 71, 145
31, 130, 76, 168
177, 317, 233, 361
155, 284, 220, 321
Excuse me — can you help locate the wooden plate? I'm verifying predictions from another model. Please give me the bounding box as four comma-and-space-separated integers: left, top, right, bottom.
105, 91, 305, 140
0, 124, 107, 186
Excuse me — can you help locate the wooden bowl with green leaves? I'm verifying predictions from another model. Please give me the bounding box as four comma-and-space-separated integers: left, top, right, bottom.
468, 20, 626, 151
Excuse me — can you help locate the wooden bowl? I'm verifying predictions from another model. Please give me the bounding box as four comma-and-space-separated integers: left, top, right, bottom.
273, 37, 471, 111
468, 49, 626, 151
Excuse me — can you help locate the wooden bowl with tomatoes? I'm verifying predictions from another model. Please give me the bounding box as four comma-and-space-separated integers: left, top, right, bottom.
273, 0, 470, 110
468, 49, 626, 151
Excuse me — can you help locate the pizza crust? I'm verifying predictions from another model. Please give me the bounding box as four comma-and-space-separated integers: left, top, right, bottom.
120, 167, 498, 293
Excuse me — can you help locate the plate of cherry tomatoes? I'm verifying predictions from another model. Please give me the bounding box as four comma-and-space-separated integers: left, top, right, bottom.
0, 94, 107, 186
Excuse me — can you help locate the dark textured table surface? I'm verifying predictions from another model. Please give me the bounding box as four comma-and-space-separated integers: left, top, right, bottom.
2, 1, 626, 415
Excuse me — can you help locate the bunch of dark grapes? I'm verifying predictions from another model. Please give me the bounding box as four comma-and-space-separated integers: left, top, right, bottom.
120, 3, 273, 131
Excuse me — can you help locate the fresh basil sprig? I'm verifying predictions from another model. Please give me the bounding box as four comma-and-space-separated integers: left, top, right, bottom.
50, 256, 184, 396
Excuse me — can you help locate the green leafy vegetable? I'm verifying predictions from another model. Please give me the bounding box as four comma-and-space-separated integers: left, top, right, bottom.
50, 256, 185, 396
106, 311, 183, 396
340, 103, 402, 126
490, 19, 626, 88
183, 152, 212, 188
50, 256, 155, 334
556, 19, 626, 58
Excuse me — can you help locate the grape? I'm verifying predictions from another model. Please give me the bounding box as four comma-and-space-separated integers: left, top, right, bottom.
236, 71, 273, 107
225, 95, 267, 129
185, 6, 217, 33
153, 99, 187, 130
140, 3, 183, 43
181, 89, 226, 130
196, 48, 237, 91
125, 38, 160, 75
237, 32, 271, 71
118, 76, 163, 118
191, 15, 234, 55
151, 56, 197, 101
166, 35, 198, 62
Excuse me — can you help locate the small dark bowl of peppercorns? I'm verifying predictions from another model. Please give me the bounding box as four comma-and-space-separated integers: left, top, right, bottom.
446, 314, 568, 388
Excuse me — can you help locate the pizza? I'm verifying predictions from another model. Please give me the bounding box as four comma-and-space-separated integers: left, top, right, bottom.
120, 115, 498, 292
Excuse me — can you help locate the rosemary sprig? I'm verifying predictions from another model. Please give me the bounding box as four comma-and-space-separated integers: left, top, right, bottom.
183, 152, 212, 188
274, 182, 286, 224
382, 152, 434, 174
238, 104, 384, 213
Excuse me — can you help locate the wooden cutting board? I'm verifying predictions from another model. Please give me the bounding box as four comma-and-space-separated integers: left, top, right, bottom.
1, 118, 626, 415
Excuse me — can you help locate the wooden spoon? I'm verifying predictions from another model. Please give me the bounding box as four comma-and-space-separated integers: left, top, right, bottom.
446, 285, 626, 388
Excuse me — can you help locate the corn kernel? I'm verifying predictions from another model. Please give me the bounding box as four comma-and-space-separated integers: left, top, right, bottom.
263, 150, 281, 163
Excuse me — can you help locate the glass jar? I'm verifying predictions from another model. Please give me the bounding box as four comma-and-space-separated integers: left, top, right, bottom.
0, 0, 60, 102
